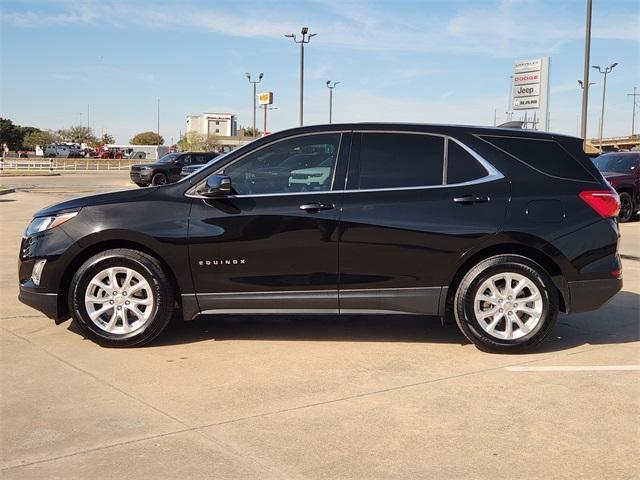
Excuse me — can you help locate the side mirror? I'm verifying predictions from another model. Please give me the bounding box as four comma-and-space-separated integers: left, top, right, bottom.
200, 174, 232, 196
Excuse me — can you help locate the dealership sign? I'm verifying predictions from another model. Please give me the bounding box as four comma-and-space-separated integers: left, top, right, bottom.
510, 57, 550, 130
258, 92, 274, 105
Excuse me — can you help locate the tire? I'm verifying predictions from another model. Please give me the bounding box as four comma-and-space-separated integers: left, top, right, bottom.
617, 192, 633, 223
453, 255, 558, 353
69, 248, 175, 347
151, 173, 167, 186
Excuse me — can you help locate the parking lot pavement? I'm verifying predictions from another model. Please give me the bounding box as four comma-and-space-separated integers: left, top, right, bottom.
1, 179, 638, 479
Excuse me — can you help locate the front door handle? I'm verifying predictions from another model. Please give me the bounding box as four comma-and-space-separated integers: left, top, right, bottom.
453, 194, 490, 204
299, 202, 335, 212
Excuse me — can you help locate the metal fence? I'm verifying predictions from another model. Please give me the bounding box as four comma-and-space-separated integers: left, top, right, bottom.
0, 158, 156, 172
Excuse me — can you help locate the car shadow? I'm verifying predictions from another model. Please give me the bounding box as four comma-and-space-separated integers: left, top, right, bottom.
142, 290, 639, 353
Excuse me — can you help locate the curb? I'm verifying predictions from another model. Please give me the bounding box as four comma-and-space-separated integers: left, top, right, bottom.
0, 173, 61, 177
0, 188, 15, 195
620, 254, 640, 262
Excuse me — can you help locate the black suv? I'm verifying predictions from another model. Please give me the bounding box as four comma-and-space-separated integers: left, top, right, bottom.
130, 151, 219, 186
19, 124, 622, 352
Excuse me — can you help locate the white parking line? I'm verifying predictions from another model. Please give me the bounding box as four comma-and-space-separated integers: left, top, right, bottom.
506, 365, 640, 372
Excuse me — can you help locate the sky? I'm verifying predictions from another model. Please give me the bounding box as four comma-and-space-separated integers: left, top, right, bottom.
1, 0, 638, 144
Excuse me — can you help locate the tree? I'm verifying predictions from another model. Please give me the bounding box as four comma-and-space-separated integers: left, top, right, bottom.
22, 130, 59, 149
177, 132, 203, 151
58, 125, 96, 145
87, 133, 115, 149
240, 126, 261, 137
130, 131, 164, 145
0, 118, 23, 148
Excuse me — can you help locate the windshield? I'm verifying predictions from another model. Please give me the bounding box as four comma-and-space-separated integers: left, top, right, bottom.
593, 153, 639, 173
157, 153, 181, 164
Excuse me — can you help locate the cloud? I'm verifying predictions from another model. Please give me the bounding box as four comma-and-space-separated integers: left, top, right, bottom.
4, 0, 637, 58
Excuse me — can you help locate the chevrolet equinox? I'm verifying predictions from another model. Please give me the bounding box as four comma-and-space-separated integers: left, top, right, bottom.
19, 124, 623, 352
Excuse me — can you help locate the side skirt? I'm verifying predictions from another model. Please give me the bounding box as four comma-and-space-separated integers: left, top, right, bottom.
182, 287, 445, 320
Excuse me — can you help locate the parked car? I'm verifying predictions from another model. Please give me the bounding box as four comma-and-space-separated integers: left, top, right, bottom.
19, 123, 622, 352
130, 151, 219, 187
43, 144, 82, 158
99, 148, 125, 159
593, 151, 639, 222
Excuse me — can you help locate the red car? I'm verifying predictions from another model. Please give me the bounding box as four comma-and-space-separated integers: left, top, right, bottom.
594, 151, 640, 222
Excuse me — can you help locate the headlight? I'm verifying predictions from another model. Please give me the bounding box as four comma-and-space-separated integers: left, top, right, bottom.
25, 211, 78, 236
139, 166, 152, 171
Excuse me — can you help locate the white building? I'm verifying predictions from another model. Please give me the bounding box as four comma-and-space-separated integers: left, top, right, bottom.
186, 113, 238, 137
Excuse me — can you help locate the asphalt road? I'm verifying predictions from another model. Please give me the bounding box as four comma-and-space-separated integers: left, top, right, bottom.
0, 173, 638, 479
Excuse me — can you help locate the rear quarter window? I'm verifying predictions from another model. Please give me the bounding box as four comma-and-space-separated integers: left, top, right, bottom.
480, 135, 596, 181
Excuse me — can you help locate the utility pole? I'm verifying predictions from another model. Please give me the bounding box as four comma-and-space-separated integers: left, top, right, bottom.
245, 72, 263, 136
87, 104, 90, 132
593, 63, 619, 152
507, 75, 513, 121
285, 27, 317, 126
326, 81, 340, 123
627, 87, 639, 136
580, 0, 593, 142
157, 98, 160, 146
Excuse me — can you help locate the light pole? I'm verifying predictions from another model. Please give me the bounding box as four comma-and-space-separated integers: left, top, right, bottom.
326, 81, 340, 123
261, 105, 278, 135
578, 80, 595, 136
285, 27, 317, 126
593, 62, 618, 152
580, 0, 593, 142
157, 98, 160, 146
246, 72, 263, 136
627, 87, 639, 136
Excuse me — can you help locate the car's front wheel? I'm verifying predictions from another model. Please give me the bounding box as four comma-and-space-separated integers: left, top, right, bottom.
453, 255, 558, 353
69, 248, 175, 347
151, 173, 167, 186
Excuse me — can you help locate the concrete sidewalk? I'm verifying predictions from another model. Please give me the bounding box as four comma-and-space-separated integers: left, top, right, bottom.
1, 187, 638, 480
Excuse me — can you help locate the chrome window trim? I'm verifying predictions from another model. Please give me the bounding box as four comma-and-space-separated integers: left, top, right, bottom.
185, 130, 504, 199
186, 131, 345, 198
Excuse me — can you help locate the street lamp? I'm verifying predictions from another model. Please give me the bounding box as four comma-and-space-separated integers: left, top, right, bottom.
285, 27, 317, 126
326, 81, 340, 124
592, 62, 618, 152
577, 80, 595, 136
246, 72, 264, 136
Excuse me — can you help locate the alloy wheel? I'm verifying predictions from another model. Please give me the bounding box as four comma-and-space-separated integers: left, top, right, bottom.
473, 272, 543, 340
84, 267, 154, 335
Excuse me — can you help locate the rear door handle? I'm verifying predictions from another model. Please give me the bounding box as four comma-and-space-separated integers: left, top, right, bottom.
299, 202, 335, 212
453, 194, 490, 204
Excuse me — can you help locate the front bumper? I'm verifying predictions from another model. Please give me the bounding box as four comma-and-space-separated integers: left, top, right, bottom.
18, 283, 61, 320
567, 277, 623, 314
130, 171, 152, 184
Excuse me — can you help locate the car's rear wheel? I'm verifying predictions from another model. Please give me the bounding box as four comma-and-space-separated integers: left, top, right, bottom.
453, 255, 558, 353
618, 192, 633, 223
69, 248, 175, 347
151, 173, 167, 186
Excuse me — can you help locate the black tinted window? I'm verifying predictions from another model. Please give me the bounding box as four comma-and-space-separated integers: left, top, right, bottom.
357, 133, 444, 189
483, 136, 593, 181
447, 141, 488, 184
223, 133, 340, 195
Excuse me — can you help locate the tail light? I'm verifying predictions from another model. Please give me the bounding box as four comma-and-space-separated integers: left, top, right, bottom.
579, 190, 620, 218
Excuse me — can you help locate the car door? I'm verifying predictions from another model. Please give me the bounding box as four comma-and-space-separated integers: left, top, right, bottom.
167, 154, 190, 182
188, 132, 350, 314
338, 130, 510, 315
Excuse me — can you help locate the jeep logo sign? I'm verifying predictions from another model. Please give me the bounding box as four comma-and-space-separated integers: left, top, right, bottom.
514, 84, 540, 98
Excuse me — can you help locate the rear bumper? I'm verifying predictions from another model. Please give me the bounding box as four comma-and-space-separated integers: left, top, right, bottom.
18, 284, 61, 320
567, 277, 623, 314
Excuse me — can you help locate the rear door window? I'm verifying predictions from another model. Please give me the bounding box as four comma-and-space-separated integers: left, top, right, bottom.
446, 141, 488, 184
355, 133, 444, 189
